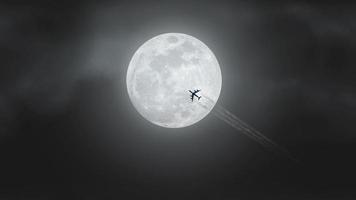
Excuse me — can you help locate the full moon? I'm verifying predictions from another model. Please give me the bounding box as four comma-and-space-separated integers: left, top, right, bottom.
126, 33, 222, 128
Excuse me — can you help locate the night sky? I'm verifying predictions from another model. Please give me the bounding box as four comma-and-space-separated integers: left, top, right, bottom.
1, 0, 356, 199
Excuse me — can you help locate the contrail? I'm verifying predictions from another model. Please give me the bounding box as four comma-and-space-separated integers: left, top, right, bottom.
199, 96, 299, 163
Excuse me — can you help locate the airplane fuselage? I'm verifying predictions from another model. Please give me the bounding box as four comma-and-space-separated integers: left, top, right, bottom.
189, 90, 201, 101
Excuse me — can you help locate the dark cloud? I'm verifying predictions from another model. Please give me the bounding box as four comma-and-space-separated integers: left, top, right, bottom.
1, 0, 356, 199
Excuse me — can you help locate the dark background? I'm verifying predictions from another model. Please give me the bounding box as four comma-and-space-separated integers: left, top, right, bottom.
1, 0, 356, 199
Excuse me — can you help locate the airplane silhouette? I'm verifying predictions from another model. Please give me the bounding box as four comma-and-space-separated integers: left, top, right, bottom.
189, 89, 201, 101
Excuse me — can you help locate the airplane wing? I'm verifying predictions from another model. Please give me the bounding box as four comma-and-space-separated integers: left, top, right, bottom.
191, 95, 194, 101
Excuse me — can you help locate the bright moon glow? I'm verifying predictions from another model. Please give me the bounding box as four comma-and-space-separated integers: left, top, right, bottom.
126, 33, 222, 128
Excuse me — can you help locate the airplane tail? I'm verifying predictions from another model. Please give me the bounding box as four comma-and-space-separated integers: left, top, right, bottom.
198, 96, 201, 100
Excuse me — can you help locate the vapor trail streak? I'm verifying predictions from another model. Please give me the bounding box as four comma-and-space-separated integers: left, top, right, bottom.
199, 96, 298, 163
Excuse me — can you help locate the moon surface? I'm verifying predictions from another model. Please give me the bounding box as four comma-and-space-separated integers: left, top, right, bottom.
126, 33, 222, 128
